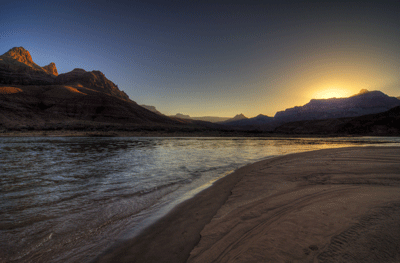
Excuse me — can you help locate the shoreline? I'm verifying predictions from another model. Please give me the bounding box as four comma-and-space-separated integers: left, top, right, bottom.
93, 155, 258, 263
0, 130, 387, 138
94, 146, 400, 262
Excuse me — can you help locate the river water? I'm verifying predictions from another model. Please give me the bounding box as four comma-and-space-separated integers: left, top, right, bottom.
1, 136, 399, 262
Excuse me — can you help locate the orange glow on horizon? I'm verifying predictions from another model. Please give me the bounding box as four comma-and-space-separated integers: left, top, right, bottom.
312, 88, 353, 99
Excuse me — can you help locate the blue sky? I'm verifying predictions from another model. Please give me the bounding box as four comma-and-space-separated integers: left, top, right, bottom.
1, 0, 399, 117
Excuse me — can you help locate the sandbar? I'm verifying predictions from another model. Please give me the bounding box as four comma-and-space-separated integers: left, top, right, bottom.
95, 146, 400, 263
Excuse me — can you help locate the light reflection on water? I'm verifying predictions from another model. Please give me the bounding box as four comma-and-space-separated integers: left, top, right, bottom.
1, 136, 399, 262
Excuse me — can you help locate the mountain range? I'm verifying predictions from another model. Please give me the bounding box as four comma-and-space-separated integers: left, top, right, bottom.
273, 89, 400, 123
1, 46, 399, 136
0, 47, 192, 131
218, 89, 400, 131
138, 106, 232, 123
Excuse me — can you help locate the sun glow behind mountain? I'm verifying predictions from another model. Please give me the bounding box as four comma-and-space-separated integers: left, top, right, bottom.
312, 88, 353, 99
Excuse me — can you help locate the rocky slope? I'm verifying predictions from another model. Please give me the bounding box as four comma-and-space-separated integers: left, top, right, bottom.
54, 68, 129, 101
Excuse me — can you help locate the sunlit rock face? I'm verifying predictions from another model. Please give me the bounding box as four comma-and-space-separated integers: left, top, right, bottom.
274, 90, 400, 123
42, 62, 58, 76
3, 47, 36, 66
0, 47, 57, 85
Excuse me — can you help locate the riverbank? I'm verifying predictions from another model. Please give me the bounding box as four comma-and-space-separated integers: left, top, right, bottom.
94, 146, 400, 262
0, 129, 380, 138
0, 130, 270, 137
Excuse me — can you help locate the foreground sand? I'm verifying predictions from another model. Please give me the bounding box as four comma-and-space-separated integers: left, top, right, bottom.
95, 146, 400, 263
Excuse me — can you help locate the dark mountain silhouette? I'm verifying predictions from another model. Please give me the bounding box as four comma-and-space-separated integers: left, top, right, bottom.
274, 106, 400, 136
0, 47, 192, 130
218, 114, 277, 131
221, 113, 273, 126
219, 113, 247, 124
218, 90, 400, 132
274, 89, 400, 123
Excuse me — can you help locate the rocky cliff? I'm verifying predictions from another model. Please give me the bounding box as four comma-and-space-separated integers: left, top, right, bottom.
42, 62, 58, 76
0, 47, 57, 85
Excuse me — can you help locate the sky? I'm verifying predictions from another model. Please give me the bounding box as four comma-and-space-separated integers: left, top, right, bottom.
1, 0, 399, 117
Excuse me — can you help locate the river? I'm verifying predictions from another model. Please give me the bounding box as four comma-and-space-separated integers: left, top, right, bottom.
1, 136, 399, 262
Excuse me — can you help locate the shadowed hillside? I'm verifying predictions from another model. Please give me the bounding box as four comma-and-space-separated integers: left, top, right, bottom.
274, 90, 400, 123
274, 106, 400, 136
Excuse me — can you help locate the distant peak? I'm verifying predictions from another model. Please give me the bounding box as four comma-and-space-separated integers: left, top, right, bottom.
256, 114, 270, 118
71, 68, 87, 73
358, 89, 369, 95
231, 113, 247, 120
3, 47, 34, 65
351, 89, 387, 98
43, 62, 58, 76
175, 113, 191, 118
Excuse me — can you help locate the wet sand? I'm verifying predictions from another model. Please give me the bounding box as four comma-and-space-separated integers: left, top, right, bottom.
95, 146, 400, 263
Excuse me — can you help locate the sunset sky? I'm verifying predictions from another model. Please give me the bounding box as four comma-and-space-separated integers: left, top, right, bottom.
1, 0, 399, 117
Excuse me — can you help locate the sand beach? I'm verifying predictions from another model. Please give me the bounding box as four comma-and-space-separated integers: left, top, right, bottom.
95, 146, 400, 263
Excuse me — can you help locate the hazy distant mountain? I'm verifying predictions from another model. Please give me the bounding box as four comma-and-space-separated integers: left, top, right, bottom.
221, 114, 273, 126
219, 113, 247, 124
193, 116, 231, 122
170, 113, 230, 123
274, 89, 400, 123
274, 106, 400, 136
0, 47, 186, 130
140, 105, 164, 115
173, 113, 192, 119
218, 114, 277, 131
